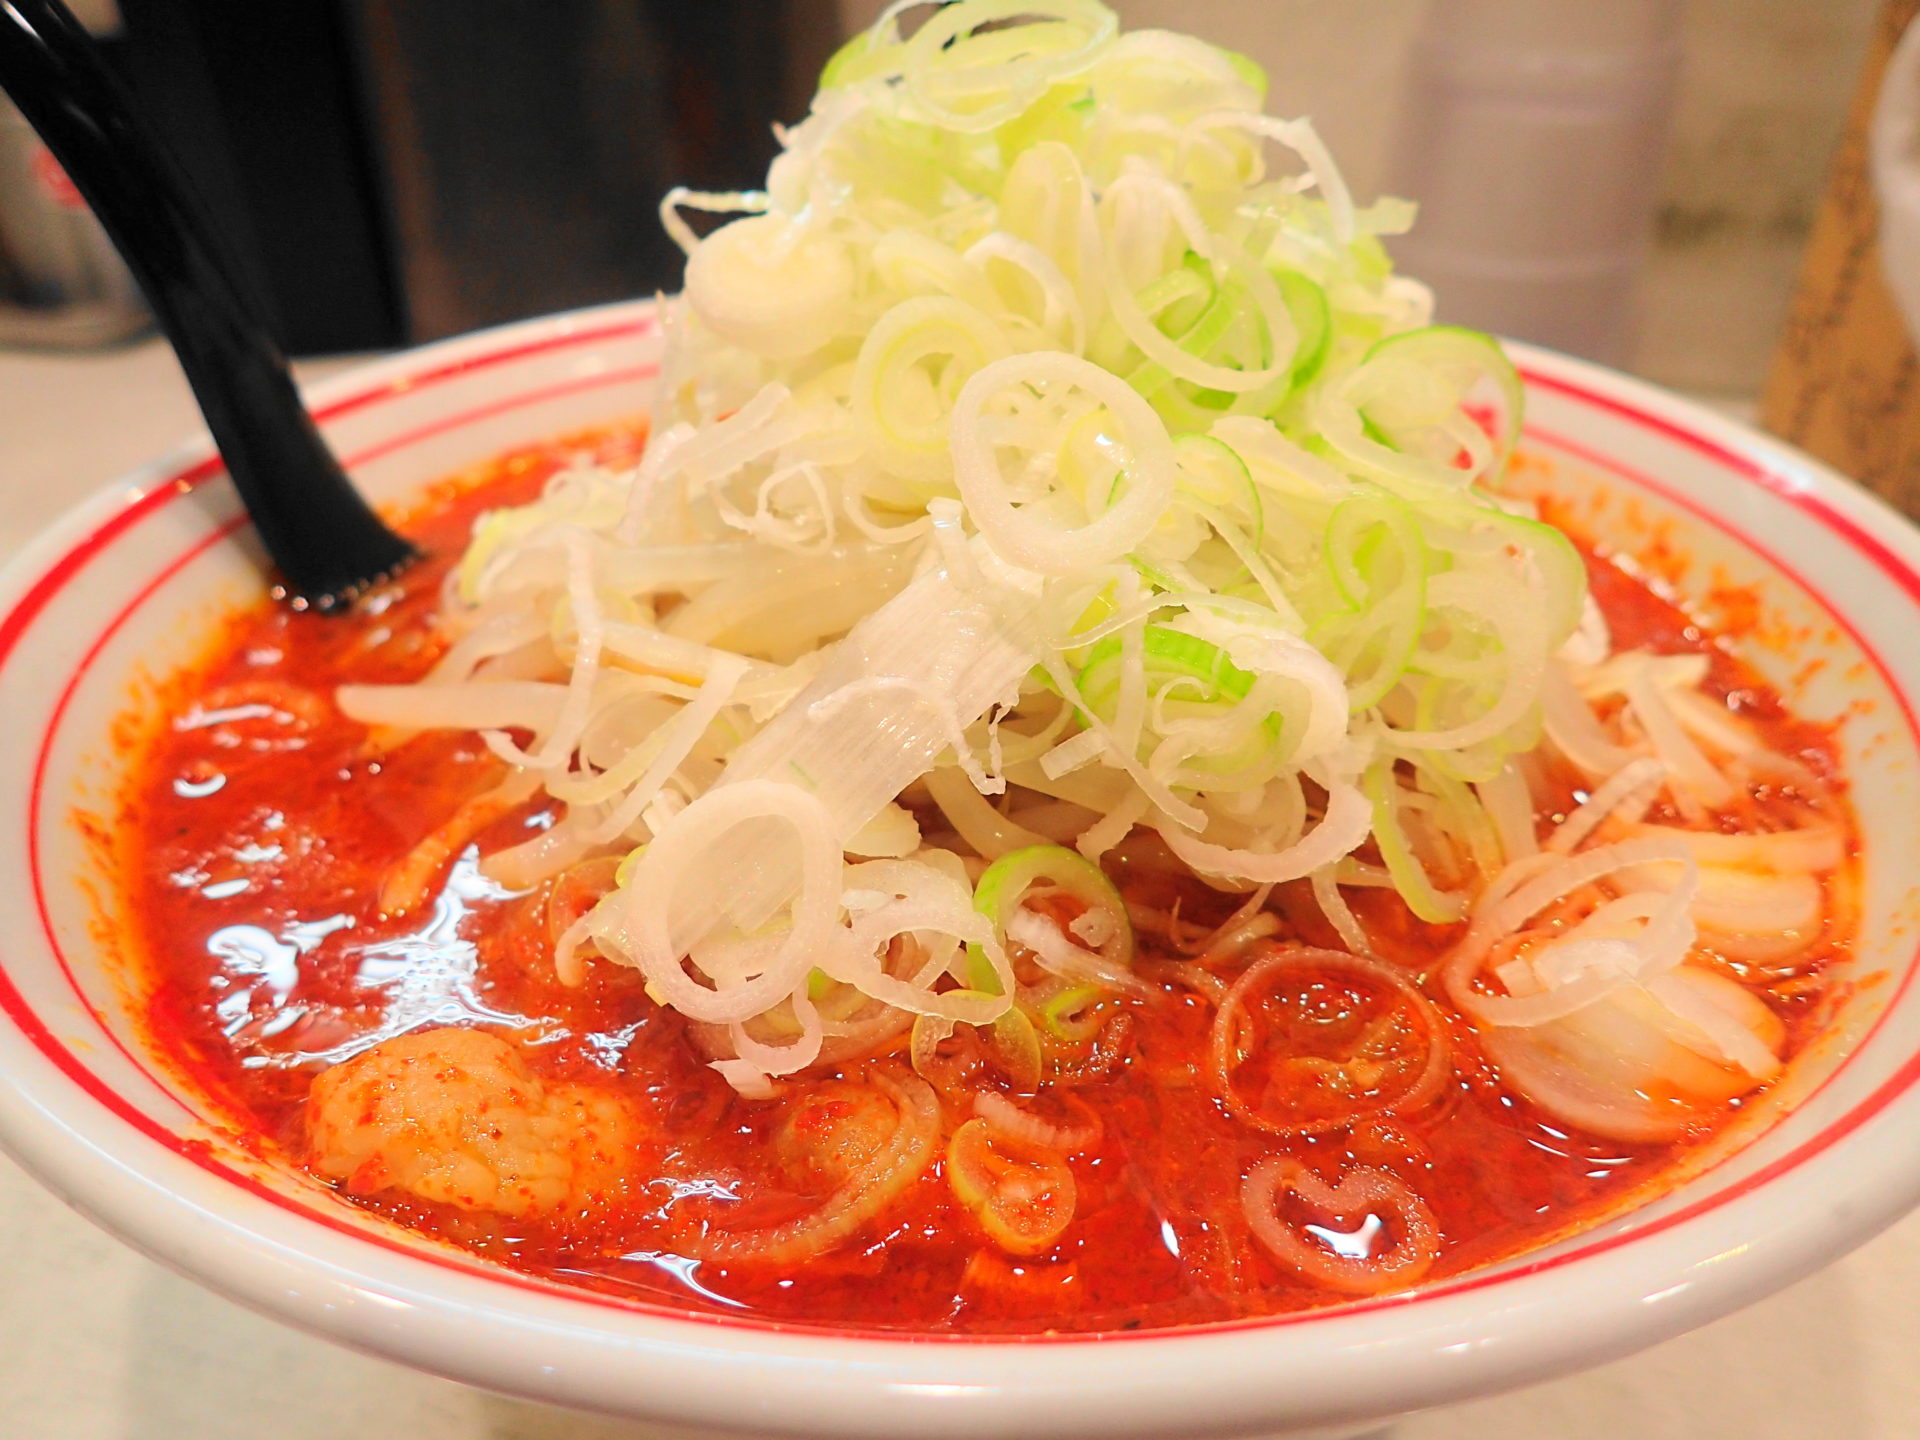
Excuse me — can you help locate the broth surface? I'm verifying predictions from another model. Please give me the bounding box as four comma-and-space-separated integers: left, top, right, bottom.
116, 429, 1852, 1334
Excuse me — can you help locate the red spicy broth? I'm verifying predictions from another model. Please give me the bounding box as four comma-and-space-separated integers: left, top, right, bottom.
113, 426, 1854, 1335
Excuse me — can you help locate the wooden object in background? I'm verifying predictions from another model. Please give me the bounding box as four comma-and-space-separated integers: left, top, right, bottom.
1763, 0, 1920, 507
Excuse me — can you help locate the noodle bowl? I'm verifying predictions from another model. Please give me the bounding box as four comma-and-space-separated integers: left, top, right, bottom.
99, 1, 1860, 1331
0, 2, 1914, 1431
0, 298, 1916, 1439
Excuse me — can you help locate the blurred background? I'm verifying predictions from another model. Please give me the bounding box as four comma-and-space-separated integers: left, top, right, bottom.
0, 0, 1888, 402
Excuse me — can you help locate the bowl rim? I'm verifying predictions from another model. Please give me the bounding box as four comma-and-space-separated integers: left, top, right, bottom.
2, 300, 1920, 1435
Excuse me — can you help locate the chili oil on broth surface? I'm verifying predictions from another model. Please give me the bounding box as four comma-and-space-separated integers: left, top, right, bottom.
110, 430, 1855, 1337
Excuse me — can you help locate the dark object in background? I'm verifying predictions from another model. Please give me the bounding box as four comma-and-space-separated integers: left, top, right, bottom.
0, 0, 148, 348
0, 0, 414, 607
114, 0, 400, 354
0, 86, 150, 347
350, 0, 838, 343
104, 0, 836, 355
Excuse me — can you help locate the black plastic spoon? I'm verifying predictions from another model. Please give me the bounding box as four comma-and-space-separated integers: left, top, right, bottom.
0, 0, 414, 611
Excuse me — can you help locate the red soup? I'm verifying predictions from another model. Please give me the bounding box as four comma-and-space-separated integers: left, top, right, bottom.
115, 427, 1855, 1336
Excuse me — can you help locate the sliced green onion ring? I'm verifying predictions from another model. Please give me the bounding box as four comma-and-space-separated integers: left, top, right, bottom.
969, 842, 1136, 989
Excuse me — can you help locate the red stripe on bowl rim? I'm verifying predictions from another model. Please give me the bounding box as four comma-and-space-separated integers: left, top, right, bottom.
1, 332, 1918, 1346
308, 316, 660, 431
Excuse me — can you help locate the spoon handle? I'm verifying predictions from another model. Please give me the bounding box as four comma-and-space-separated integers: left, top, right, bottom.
0, 0, 414, 610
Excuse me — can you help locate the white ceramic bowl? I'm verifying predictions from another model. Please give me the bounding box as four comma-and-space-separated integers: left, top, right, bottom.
2, 301, 1919, 1440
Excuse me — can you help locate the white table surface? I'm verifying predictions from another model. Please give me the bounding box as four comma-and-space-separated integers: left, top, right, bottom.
2, 338, 1918, 1440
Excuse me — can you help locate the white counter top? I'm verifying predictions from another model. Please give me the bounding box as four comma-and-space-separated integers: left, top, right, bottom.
1, 338, 1916, 1440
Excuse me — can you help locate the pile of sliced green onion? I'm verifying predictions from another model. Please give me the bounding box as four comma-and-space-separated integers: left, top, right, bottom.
339, 0, 1601, 1093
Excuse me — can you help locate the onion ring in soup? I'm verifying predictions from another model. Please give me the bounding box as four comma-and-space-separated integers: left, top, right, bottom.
1210, 946, 1452, 1136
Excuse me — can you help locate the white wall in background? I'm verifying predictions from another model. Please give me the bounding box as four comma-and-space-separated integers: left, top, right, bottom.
833, 0, 1881, 397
